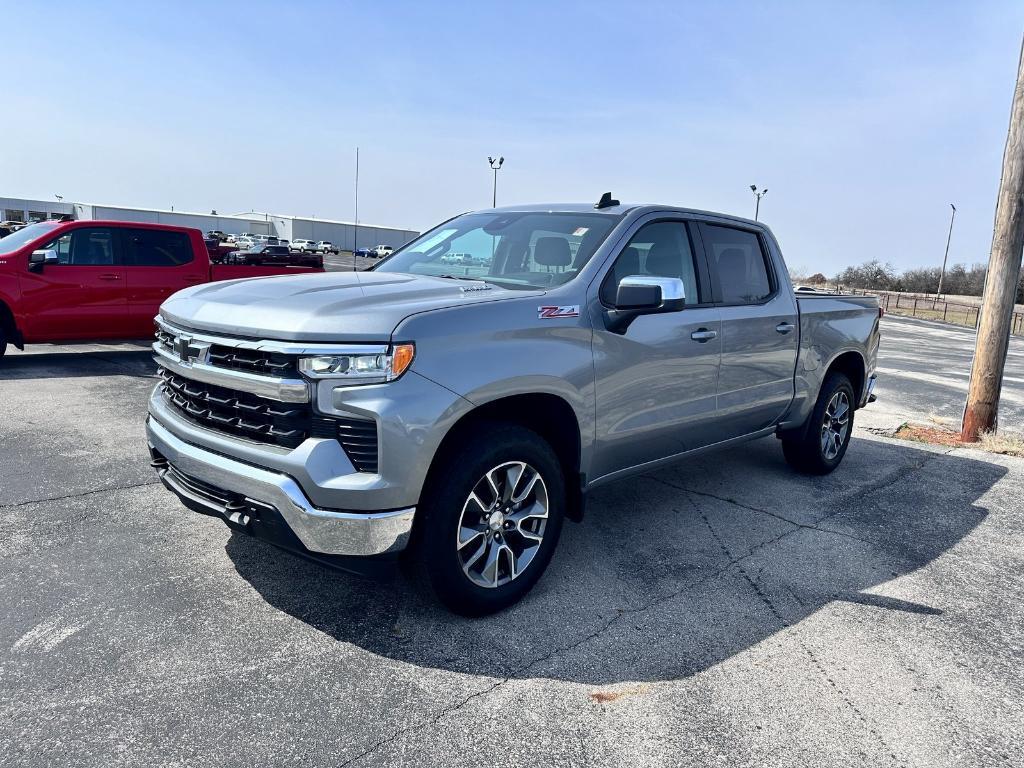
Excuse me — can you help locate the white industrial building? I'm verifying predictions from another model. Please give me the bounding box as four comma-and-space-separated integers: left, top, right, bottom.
1, 196, 419, 251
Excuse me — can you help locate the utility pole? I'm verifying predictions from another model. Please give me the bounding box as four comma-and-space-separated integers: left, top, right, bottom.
962, 36, 1024, 441
353, 146, 359, 271
936, 203, 957, 297
488, 156, 504, 207
750, 184, 767, 221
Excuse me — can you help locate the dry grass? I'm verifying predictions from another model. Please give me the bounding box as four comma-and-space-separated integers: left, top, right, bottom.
977, 430, 1024, 457
883, 305, 979, 329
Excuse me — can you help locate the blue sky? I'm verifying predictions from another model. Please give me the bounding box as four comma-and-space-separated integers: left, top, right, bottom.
4, 1, 1023, 274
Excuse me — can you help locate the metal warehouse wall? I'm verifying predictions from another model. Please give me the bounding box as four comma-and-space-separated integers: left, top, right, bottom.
75, 205, 273, 236
3, 194, 419, 250
1, 197, 74, 221
289, 220, 418, 250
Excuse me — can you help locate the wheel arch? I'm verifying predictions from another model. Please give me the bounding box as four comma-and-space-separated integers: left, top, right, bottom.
825, 349, 866, 405
0, 299, 23, 350
420, 392, 585, 523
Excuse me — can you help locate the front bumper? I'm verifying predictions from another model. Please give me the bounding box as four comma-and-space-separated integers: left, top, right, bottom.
147, 415, 415, 558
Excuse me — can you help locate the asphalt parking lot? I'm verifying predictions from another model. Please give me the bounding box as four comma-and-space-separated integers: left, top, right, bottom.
1, 316, 1022, 767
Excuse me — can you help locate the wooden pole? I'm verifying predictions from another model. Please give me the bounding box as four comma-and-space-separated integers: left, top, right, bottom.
962, 35, 1024, 441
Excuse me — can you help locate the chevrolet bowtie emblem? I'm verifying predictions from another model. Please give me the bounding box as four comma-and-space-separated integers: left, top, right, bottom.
173, 335, 193, 362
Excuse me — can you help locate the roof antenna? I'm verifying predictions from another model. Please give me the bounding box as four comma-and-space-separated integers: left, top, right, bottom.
595, 192, 619, 209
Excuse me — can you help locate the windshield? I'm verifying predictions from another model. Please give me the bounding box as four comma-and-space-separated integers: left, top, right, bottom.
373, 211, 619, 289
0, 221, 62, 256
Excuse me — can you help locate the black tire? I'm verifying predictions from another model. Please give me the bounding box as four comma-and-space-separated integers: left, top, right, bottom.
0, 325, 7, 358
417, 423, 566, 616
782, 371, 855, 475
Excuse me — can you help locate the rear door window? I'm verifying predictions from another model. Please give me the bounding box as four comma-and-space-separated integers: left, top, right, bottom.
699, 223, 774, 304
122, 228, 193, 267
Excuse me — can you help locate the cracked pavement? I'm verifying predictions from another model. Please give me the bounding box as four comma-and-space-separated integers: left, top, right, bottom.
1, 318, 1023, 767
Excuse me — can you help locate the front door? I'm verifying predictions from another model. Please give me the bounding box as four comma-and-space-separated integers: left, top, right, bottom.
590, 218, 722, 481
19, 226, 127, 341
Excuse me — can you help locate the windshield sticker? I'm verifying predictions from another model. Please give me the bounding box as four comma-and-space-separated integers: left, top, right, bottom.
572, 227, 589, 237
538, 305, 580, 319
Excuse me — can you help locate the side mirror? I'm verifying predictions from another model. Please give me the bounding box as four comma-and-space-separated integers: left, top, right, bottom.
605, 275, 685, 333
29, 249, 58, 271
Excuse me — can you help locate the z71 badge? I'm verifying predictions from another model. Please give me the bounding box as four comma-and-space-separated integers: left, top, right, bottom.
538, 305, 580, 319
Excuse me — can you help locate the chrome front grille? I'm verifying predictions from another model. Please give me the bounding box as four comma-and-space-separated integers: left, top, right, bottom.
207, 345, 297, 377
153, 319, 381, 472
160, 368, 311, 448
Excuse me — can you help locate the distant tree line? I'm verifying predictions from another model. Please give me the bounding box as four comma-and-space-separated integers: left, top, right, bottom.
819, 259, 1024, 301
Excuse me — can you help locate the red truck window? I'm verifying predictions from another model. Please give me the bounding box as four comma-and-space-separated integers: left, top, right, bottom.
122, 228, 193, 267
41, 227, 116, 266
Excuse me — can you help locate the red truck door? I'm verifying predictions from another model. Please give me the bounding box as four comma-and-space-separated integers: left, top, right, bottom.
18, 225, 128, 340
120, 227, 205, 337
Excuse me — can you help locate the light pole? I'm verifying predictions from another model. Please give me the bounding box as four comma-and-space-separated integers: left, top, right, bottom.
488, 156, 504, 207
750, 184, 767, 221
54, 194, 63, 202
937, 203, 957, 297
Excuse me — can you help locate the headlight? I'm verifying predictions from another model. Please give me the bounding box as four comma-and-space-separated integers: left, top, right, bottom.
298, 343, 415, 385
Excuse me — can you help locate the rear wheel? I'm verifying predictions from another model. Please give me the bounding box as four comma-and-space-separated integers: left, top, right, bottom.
0, 326, 7, 358
782, 372, 854, 474
418, 424, 566, 616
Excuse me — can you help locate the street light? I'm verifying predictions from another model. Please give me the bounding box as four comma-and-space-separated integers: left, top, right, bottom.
937, 203, 957, 297
750, 184, 768, 221
54, 194, 63, 202
488, 156, 504, 207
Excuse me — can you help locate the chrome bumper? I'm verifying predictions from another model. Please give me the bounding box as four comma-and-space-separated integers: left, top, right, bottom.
147, 415, 415, 557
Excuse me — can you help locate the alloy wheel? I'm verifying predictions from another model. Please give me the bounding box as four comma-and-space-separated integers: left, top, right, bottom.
820, 390, 851, 460
456, 461, 549, 588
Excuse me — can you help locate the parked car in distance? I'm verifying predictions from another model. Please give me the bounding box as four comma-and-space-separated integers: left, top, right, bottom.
204, 238, 239, 264
234, 244, 323, 269
0, 219, 324, 356
373, 244, 394, 258
146, 199, 881, 615
316, 241, 339, 254
353, 246, 375, 258
206, 230, 228, 242
290, 239, 318, 253
235, 236, 255, 250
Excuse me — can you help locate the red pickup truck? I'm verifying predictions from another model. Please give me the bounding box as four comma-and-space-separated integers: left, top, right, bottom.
0, 220, 324, 357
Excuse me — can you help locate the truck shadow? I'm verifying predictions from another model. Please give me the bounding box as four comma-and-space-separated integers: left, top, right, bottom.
0, 348, 155, 380
225, 435, 1005, 685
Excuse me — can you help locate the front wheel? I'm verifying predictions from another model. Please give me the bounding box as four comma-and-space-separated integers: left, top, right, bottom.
0, 325, 7, 358
782, 372, 855, 475
417, 424, 566, 616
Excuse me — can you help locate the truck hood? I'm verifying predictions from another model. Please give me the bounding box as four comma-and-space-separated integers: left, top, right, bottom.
160, 270, 541, 341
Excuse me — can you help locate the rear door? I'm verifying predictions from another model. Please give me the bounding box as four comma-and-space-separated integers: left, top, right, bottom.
18, 225, 127, 340
697, 221, 799, 439
590, 216, 722, 480
121, 227, 205, 336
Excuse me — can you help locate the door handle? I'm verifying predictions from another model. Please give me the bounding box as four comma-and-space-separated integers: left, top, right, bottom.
690, 328, 718, 343
775, 322, 795, 334
98, 273, 120, 281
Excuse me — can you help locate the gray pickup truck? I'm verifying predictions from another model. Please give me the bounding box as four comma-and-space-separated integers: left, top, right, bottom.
147, 198, 880, 615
